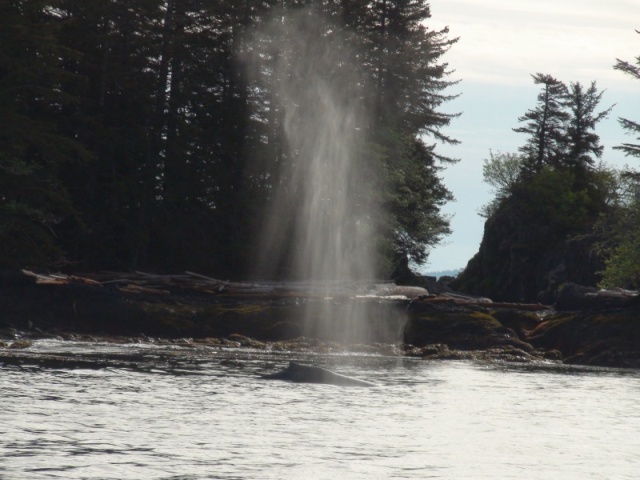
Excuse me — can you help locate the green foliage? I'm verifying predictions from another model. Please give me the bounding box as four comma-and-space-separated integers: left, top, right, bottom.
482, 151, 524, 194
596, 194, 640, 289
599, 235, 640, 289
590, 163, 628, 207
479, 151, 525, 218
510, 168, 599, 233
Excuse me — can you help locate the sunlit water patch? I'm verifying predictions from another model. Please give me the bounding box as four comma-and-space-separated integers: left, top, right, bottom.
1, 339, 639, 479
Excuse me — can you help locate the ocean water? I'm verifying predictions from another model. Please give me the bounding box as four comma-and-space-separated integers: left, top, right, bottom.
1, 340, 639, 479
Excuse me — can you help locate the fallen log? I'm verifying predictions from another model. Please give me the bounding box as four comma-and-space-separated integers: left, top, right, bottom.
118, 284, 171, 295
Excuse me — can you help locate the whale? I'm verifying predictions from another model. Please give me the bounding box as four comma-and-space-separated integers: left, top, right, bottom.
260, 361, 376, 387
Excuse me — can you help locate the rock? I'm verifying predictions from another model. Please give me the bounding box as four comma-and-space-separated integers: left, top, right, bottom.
553, 283, 639, 311
482, 345, 535, 362
564, 342, 640, 369
489, 309, 542, 339
419, 343, 449, 356
404, 343, 546, 363
403, 303, 537, 352
553, 283, 598, 310
0, 328, 19, 340
8, 340, 32, 349
260, 321, 303, 341
410, 275, 455, 295
451, 200, 605, 304
227, 334, 266, 349
527, 307, 640, 368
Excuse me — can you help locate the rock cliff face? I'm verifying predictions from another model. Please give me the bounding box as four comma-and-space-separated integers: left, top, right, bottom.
452, 208, 604, 303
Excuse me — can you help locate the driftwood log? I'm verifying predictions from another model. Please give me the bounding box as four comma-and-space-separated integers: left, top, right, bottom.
19, 270, 557, 311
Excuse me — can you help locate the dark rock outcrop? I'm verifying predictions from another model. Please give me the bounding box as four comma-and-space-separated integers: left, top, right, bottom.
403, 301, 538, 352
451, 207, 604, 304
527, 307, 640, 368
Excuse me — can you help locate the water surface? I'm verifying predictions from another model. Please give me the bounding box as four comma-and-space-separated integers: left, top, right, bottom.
1, 340, 639, 479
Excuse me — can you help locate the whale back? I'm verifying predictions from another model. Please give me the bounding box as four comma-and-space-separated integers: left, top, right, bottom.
261, 361, 376, 387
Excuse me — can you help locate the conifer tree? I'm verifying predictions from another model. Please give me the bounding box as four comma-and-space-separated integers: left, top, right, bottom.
362, 0, 459, 267
563, 81, 613, 173
513, 73, 568, 172
0, 0, 87, 267
613, 31, 640, 159
52, 0, 164, 269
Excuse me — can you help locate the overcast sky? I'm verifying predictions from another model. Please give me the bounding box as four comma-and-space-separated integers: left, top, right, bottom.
422, 0, 640, 273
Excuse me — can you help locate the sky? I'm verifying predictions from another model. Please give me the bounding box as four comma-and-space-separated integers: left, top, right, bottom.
421, 0, 639, 273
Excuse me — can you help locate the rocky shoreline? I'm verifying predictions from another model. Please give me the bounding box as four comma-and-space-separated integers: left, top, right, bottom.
1, 271, 639, 369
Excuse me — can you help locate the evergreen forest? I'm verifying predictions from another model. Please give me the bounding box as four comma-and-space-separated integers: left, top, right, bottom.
0, 0, 459, 278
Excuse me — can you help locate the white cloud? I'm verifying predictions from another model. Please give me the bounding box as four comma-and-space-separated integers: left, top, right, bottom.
429, 0, 639, 87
